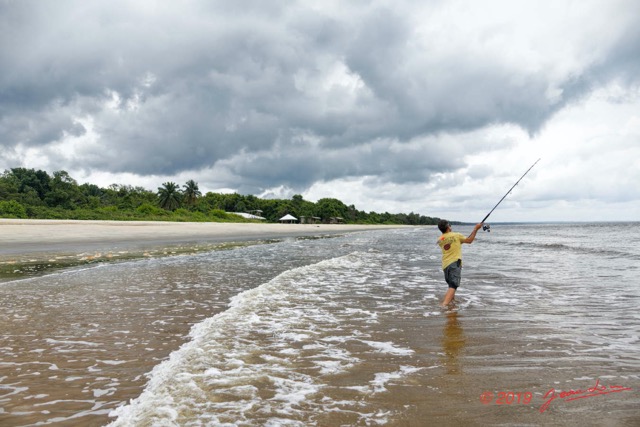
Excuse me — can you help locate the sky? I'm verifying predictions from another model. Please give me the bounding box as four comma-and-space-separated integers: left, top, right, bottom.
1, 0, 639, 222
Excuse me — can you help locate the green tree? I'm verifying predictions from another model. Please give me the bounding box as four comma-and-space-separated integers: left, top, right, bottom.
244, 194, 259, 211
223, 193, 243, 212
6, 168, 51, 200
290, 194, 305, 217
275, 201, 295, 219
235, 200, 247, 212
1, 168, 50, 206
157, 182, 182, 211
315, 198, 348, 222
183, 180, 201, 208
0, 175, 18, 200
0, 200, 27, 218
44, 170, 83, 209
255, 199, 278, 222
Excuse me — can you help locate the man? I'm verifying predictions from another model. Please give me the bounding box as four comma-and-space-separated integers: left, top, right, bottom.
437, 220, 483, 308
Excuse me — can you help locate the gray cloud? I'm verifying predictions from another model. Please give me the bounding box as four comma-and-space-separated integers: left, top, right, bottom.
1, 0, 639, 207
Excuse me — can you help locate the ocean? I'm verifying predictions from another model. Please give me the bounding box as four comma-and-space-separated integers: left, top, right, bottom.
1, 223, 639, 426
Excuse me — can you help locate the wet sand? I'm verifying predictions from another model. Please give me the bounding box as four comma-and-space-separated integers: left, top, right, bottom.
1, 223, 638, 426
0, 219, 405, 281
0, 220, 407, 426
1, 219, 403, 256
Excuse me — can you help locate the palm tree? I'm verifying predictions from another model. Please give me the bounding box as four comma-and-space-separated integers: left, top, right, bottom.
157, 182, 182, 210
182, 179, 201, 208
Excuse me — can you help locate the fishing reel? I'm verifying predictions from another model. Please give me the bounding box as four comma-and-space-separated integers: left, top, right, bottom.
482, 224, 491, 232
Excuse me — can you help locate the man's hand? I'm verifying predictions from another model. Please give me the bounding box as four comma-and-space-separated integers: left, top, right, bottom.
464, 223, 484, 244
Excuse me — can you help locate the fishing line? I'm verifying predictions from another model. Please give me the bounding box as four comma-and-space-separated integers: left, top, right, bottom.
481, 158, 541, 232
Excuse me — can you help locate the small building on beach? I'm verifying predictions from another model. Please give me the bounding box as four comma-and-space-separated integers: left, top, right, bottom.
228, 212, 266, 220
300, 216, 321, 224
278, 214, 298, 223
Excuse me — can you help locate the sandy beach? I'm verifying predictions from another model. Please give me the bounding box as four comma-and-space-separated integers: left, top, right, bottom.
0, 219, 408, 280
1, 219, 404, 252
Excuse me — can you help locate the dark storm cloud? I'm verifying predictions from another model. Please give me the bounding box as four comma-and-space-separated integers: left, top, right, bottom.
217, 134, 479, 195
1, 0, 639, 194
341, 7, 566, 137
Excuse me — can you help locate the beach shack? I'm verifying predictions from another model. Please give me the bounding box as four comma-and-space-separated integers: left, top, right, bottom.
278, 214, 298, 223
300, 216, 321, 224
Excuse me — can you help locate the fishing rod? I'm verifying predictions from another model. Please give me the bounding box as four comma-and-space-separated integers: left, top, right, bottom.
481, 158, 541, 232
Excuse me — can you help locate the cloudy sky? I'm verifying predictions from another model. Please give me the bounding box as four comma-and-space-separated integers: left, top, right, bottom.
1, 0, 639, 222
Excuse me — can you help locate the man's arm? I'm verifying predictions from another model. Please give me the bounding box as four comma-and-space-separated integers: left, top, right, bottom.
462, 223, 484, 244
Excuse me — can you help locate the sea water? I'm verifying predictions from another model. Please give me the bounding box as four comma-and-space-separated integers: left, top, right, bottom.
1, 224, 638, 426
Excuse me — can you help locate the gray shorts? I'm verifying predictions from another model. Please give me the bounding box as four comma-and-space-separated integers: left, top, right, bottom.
444, 259, 462, 289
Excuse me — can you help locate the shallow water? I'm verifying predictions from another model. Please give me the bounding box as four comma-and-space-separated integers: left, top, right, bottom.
1, 224, 639, 426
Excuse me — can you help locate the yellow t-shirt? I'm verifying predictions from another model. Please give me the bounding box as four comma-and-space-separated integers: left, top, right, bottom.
438, 232, 465, 270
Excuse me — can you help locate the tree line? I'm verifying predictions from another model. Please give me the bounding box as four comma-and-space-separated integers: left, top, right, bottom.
0, 168, 440, 225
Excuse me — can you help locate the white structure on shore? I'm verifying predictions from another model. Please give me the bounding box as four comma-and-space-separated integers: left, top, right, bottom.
228, 212, 266, 220
278, 214, 297, 223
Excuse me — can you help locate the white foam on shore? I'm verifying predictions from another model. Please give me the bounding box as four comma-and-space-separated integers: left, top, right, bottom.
370, 366, 423, 393
361, 340, 414, 356
107, 252, 423, 426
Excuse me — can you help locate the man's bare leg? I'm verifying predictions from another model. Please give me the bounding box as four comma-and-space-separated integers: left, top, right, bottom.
441, 288, 456, 307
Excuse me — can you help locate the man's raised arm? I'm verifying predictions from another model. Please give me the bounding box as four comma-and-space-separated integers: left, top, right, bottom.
463, 223, 484, 244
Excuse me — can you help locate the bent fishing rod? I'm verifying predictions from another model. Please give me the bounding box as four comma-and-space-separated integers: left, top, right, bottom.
480, 158, 541, 231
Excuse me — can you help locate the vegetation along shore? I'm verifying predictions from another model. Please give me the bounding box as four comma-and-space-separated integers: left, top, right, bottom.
0, 168, 439, 225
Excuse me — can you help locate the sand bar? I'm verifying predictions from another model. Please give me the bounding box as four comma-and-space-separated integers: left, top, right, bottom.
0, 218, 406, 257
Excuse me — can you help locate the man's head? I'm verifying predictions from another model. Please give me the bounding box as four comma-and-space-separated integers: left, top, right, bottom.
438, 219, 450, 234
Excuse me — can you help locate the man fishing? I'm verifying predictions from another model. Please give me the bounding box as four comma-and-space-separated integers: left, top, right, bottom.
435, 159, 540, 308
437, 220, 483, 308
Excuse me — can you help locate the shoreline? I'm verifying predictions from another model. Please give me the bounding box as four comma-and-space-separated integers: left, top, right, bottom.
0, 219, 410, 253
0, 219, 415, 281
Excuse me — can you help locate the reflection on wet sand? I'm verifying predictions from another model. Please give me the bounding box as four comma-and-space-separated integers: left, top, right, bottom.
441, 311, 466, 374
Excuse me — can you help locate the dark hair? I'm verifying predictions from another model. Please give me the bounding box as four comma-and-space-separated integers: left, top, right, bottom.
438, 219, 450, 234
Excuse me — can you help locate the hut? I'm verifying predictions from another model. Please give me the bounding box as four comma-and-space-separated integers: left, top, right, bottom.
278, 214, 298, 223
300, 216, 321, 224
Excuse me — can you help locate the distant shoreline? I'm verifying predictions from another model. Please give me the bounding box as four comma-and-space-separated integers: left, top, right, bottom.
0, 219, 410, 254
0, 219, 416, 281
